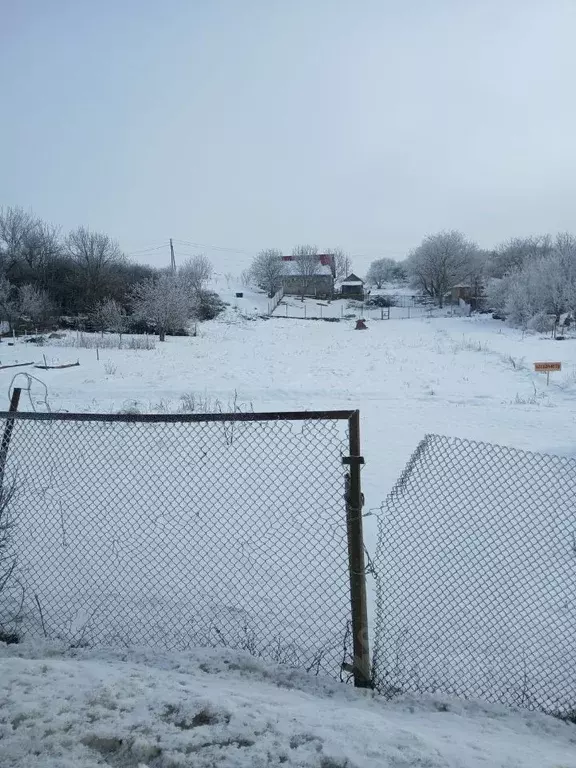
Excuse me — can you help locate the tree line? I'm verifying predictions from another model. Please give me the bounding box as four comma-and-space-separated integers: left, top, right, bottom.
365, 230, 576, 329
0, 206, 219, 339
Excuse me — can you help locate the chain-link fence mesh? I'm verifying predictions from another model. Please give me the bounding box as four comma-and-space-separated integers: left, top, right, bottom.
0, 412, 354, 679
373, 434, 576, 716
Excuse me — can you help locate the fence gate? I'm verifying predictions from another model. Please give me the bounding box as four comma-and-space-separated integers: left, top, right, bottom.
0, 395, 370, 686
373, 434, 576, 716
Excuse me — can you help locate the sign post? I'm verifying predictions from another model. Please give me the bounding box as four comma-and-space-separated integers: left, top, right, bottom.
534, 361, 561, 386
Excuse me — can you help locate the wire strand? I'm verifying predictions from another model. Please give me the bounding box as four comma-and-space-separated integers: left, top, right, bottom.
8, 373, 51, 413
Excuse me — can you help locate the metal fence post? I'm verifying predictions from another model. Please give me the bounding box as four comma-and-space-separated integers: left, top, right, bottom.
0, 387, 21, 486
344, 410, 371, 687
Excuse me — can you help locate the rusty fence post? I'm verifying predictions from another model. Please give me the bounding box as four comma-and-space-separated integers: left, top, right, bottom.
0, 387, 21, 486
343, 410, 371, 687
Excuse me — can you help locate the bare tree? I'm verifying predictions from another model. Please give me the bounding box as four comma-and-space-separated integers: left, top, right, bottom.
19, 222, 61, 278
331, 248, 352, 283
180, 255, 213, 295
18, 284, 54, 328
66, 226, 125, 306
292, 244, 320, 300
132, 273, 196, 341
0, 207, 37, 273
407, 231, 479, 307
249, 249, 285, 297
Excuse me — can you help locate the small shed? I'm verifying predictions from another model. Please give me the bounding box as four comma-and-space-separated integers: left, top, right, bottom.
341, 273, 365, 299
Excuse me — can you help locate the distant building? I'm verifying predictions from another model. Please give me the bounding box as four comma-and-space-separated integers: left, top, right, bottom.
340, 273, 365, 300
281, 254, 335, 299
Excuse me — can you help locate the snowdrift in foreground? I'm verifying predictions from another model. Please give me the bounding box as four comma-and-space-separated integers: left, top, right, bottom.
1, 643, 575, 767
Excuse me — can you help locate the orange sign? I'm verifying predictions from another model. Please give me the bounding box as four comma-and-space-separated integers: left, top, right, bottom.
534, 362, 561, 372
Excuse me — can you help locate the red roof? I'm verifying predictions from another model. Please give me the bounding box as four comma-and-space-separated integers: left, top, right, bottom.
282, 254, 334, 267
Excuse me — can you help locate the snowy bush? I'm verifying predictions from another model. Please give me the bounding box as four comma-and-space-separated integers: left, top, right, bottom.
365, 295, 396, 308
527, 312, 556, 333
51, 333, 155, 350
196, 291, 227, 321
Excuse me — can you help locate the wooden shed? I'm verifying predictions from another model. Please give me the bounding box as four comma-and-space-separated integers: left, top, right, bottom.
340, 273, 365, 299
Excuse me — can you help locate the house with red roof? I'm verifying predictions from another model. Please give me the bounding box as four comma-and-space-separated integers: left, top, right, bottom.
281, 254, 335, 299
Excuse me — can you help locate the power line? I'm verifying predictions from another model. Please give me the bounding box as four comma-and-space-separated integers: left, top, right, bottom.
125, 244, 168, 256
125, 239, 408, 262
172, 239, 257, 256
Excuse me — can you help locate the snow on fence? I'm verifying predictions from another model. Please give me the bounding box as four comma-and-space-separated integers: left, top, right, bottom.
0, 405, 370, 686
373, 434, 576, 716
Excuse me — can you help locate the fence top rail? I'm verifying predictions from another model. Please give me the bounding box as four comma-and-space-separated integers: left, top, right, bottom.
0, 408, 358, 424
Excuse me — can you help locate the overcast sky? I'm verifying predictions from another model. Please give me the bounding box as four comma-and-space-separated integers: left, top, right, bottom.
2, 0, 576, 273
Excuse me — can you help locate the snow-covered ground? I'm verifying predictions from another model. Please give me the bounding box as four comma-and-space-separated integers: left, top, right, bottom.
274, 295, 436, 320
3, 302, 576, 601
2, 285, 576, 763
1, 642, 575, 768
2, 299, 576, 499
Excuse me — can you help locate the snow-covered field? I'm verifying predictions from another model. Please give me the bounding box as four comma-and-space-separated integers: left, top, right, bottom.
1, 642, 575, 768
2, 284, 576, 764
2, 297, 576, 501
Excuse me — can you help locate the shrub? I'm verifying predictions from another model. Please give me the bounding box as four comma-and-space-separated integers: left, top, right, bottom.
196, 291, 226, 321
527, 312, 556, 333
51, 333, 156, 350
365, 295, 396, 308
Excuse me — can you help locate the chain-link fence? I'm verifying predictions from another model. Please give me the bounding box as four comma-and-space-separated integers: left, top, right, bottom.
0, 407, 369, 682
373, 434, 576, 716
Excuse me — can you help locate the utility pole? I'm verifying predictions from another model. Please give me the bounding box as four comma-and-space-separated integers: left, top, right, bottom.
170, 238, 176, 271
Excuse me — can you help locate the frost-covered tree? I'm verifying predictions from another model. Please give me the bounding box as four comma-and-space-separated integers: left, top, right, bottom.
18, 284, 54, 327
0, 278, 19, 331
132, 272, 196, 341
180, 255, 213, 295
504, 254, 576, 327
485, 276, 510, 315
90, 298, 128, 339
488, 233, 576, 328
488, 235, 553, 279
366, 258, 403, 288
407, 231, 479, 307
249, 249, 285, 297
